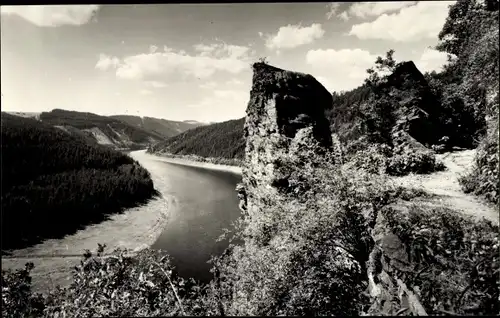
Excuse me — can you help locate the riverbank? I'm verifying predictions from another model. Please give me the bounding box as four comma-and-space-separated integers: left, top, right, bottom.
1, 150, 173, 293
2, 194, 171, 293
149, 151, 243, 175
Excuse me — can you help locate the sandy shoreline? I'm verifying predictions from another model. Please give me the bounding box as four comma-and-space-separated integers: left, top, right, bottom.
1, 193, 171, 293
150, 153, 243, 175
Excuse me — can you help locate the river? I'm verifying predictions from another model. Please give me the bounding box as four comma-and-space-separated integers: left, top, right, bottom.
2, 150, 242, 291
130, 150, 243, 283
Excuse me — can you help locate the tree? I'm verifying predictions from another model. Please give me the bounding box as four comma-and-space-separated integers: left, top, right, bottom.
365, 49, 398, 88
258, 56, 269, 64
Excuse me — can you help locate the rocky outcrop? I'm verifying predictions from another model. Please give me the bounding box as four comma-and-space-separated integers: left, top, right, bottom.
384, 61, 442, 147
239, 62, 333, 216
228, 62, 370, 315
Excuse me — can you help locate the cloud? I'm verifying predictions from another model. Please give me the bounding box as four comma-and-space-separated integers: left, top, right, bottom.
139, 89, 153, 95
0, 5, 100, 27
95, 54, 120, 71
226, 79, 244, 85
338, 11, 350, 21
315, 76, 336, 93
265, 23, 325, 51
187, 89, 249, 122
348, 1, 454, 42
97, 42, 254, 81
340, 2, 417, 21
326, 3, 341, 20
306, 48, 378, 91
200, 81, 218, 89
415, 48, 450, 73
146, 81, 168, 88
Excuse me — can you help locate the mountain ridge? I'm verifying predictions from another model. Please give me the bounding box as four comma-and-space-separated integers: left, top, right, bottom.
6, 110, 204, 151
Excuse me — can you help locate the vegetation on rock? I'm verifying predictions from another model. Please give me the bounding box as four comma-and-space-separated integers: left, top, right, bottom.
381, 205, 499, 315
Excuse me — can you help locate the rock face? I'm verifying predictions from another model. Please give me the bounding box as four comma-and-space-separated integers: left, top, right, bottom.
384, 61, 442, 146
239, 62, 333, 216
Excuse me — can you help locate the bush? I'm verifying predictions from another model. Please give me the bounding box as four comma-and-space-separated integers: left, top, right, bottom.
1, 246, 210, 317
1, 263, 45, 318
344, 141, 446, 177
459, 122, 499, 205
382, 205, 499, 315
386, 145, 446, 176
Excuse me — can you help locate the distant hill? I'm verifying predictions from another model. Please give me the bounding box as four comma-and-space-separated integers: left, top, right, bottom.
1, 112, 157, 250
148, 118, 245, 160
110, 115, 205, 139
35, 109, 166, 150
5, 111, 41, 120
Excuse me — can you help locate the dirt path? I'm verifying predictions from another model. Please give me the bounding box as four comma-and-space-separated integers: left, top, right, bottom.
390, 149, 498, 225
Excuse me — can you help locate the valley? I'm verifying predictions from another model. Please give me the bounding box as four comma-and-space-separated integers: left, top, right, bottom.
1, 1, 498, 317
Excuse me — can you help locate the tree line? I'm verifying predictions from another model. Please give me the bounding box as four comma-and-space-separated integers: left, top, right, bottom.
1, 113, 158, 250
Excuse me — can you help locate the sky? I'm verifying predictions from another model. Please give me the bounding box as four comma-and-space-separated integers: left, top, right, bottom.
0, 2, 455, 123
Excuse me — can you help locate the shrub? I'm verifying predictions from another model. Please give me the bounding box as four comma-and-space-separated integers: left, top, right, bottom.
1, 246, 211, 317
1, 263, 45, 318
459, 122, 499, 205
382, 205, 499, 315
386, 145, 446, 176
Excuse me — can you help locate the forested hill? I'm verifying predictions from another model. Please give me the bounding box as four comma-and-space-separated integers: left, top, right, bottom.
148, 117, 246, 160
110, 115, 205, 139
38, 109, 165, 150
1, 113, 158, 250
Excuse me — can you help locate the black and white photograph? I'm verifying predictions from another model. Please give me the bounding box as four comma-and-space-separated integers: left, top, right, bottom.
1, 1, 499, 316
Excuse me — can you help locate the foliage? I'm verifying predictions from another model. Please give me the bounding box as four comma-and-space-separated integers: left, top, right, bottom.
386, 143, 446, 176
1, 113, 158, 250
436, 0, 499, 203
206, 142, 395, 315
149, 118, 246, 160
365, 49, 397, 89
382, 205, 499, 315
459, 123, 499, 204
2, 247, 210, 317
424, 74, 484, 149
434, 0, 499, 145
1, 263, 45, 318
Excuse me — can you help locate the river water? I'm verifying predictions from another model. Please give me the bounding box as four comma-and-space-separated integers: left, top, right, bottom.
130, 151, 242, 283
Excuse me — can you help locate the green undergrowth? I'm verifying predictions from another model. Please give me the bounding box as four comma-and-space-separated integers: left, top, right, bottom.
343, 141, 446, 177
459, 122, 499, 205
382, 205, 499, 315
